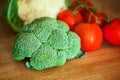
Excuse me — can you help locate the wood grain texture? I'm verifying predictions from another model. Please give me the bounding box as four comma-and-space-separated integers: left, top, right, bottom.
0, 0, 120, 80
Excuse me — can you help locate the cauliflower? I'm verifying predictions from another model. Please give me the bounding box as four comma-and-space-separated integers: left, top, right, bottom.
3, 0, 66, 31
13, 17, 84, 70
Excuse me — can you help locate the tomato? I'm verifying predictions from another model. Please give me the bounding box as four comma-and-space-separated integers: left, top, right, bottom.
79, 7, 88, 17
57, 9, 76, 30
57, 9, 83, 31
74, 23, 103, 52
67, 0, 94, 17
95, 13, 108, 26
84, 12, 95, 22
85, 0, 93, 6
103, 18, 120, 46
70, 4, 87, 17
74, 12, 83, 26
84, 12, 108, 27
111, 18, 120, 25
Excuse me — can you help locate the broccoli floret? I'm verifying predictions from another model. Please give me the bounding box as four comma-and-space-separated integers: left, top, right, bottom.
13, 17, 84, 70
3, 0, 66, 32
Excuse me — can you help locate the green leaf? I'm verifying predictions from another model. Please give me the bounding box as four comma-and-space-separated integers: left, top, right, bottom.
3, 0, 24, 32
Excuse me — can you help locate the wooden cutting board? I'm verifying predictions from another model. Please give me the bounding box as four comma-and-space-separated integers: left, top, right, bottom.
0, 0, 120, 80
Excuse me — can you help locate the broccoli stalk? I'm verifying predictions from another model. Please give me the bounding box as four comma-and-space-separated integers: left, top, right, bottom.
13, 17, 84, 70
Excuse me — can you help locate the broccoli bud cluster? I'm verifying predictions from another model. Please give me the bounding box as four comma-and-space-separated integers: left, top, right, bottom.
13, 17, 83, 70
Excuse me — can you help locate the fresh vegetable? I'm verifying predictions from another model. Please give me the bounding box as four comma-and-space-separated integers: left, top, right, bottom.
65, 0, 94, 16
85, 0, 93, 6
65, 0, 108, 27
74, 23, 103, 52
103, 18, 120, 46
57, 9, 76, 30
13, 17, 84, 70
3, 0, 24, 31
84, 12, 108, 27
74, 12, 83, 26
57, 0, 108, 52
57, 9, 83, 30
3, 0, 65, 31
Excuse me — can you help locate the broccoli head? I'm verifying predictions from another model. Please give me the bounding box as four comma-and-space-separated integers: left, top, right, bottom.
13, 17, 84, 70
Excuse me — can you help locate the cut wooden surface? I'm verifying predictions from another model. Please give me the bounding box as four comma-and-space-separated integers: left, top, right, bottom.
0, 0, 120, 80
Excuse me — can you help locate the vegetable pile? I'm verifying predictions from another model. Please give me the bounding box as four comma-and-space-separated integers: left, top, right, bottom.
13, 17, 84, 70
3, 0, 120, 70
57, 0, 120, 52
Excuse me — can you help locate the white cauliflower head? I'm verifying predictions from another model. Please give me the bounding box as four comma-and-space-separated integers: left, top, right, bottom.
18, 0, 66, 24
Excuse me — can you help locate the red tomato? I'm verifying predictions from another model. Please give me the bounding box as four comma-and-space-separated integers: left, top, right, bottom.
57, 10, 76, 30
95, 13, 108, 26
79, 7, 88, 17
57, 9, 83, 31
77, 4, 94, 17
86, 0, 93, 6
84, 12, 95, 22
84, 12, 108, 27
103, 18, 120, 46
74, 23, 103, 52
70, 5, 87, 17
74, 12, 83, 26
111, 18, 120, 25
67, 0, 93, 17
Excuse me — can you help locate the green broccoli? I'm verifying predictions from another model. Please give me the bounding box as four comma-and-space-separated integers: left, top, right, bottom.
13, 17, 84, 70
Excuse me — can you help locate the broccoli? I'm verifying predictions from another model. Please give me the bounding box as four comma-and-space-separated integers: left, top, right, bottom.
13, 17, 84, 70
3, 0, 66, 32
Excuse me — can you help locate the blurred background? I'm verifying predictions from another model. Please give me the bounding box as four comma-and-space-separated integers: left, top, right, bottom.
89, 0, 120, 18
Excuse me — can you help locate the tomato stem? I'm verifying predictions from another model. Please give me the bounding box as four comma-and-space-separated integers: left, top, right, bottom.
66, 0, 100, 24
65, 0, 71, 8
88, 12, 92, 23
